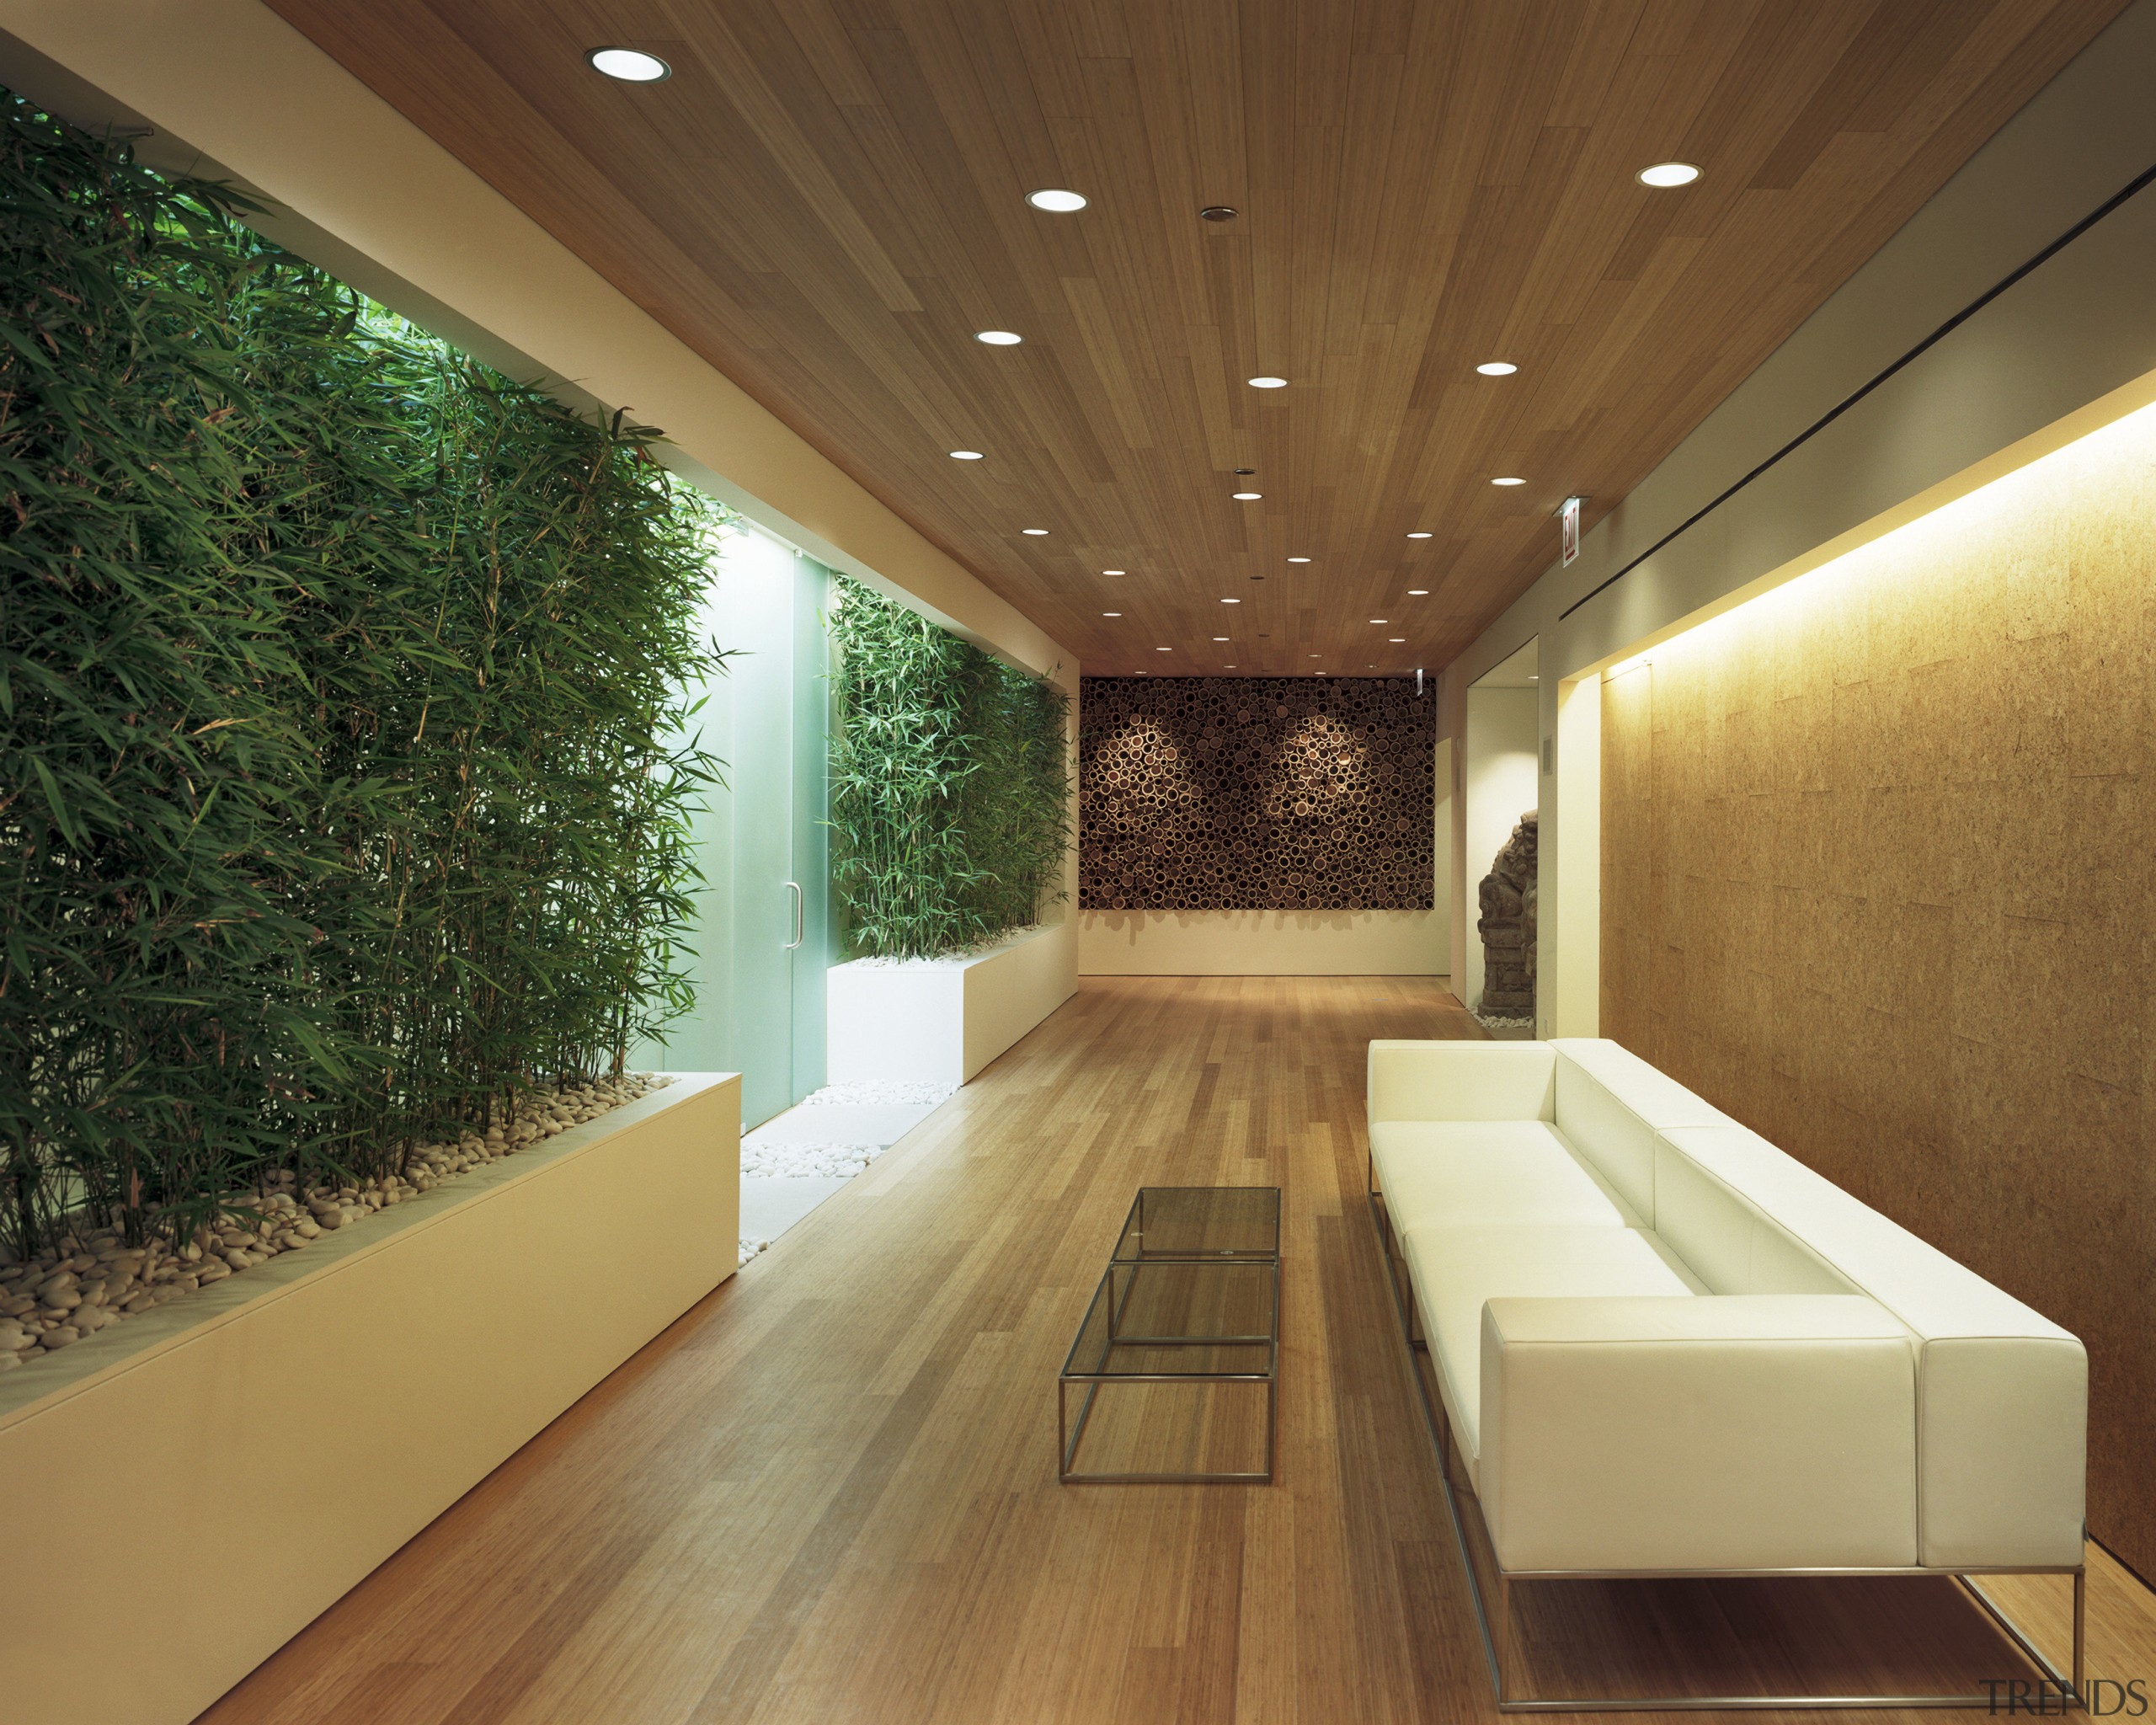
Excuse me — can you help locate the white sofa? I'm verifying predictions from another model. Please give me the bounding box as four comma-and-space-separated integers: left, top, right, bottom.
1368, 1038, 2087, 1582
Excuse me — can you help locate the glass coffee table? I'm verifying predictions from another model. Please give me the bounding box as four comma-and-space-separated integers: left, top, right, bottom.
1058, 1187, 1280, 1484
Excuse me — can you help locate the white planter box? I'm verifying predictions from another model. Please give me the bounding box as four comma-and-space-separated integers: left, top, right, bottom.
827, 921, 1077, 1087
0, 1071, 740, 1725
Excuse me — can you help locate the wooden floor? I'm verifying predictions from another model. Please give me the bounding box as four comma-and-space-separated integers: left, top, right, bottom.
200, 978, 2156, 1724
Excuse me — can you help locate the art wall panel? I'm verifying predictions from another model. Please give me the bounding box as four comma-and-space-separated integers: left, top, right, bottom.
1599, 397, 2156, 1579
1080, 677, 1434, 911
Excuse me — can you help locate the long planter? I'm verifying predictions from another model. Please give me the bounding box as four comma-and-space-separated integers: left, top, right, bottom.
827, 921, 1077, 1086
0, 1071, 741, 1725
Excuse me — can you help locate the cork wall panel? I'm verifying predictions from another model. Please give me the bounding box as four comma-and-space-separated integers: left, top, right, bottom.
1599, 398, 2156, 1578
1080, 676, 1435, 911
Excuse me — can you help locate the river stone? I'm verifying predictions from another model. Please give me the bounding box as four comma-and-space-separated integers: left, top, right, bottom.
40, 1326, 79, 1349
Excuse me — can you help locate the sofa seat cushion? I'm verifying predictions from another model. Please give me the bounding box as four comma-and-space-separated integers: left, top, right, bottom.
1398, 1223, 1703, 1486
1371, 1121, 1644, 1236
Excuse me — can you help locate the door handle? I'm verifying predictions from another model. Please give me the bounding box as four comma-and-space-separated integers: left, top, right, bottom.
783, 880, 803, 951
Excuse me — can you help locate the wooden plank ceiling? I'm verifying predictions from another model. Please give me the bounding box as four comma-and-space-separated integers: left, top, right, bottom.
264, 0, 2125, 677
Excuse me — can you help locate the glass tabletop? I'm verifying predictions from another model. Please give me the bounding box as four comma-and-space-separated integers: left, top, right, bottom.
1060, 1258, 1278, 1381
1110, 1186, 1280, 1263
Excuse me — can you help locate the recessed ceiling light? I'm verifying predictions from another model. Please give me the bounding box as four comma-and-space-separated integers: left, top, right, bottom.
1214, 636, 1230, 642
1027, 188, 1087, 212
1220, 597, 1241, 604
1407, 588, 1429, 595
1199, 205, 1238, 222
1406, 531, 1433, 539
587, 47, 671, 82
1492, 476, 1526, 486
1309, 654, 1321, 659
1102, 611, 1121, 617
975, 329, 1023, 346
1287, 556, 1311, 563
949, 450, 984, 461
1476, 360, 1518, 376
1225, 664, 1237, 668
1315, 670, 1326, 676
1389, 637, 1405, 643
1247, 376, 1288, 389
1638, 162, 1700, 188
1231, 491, 1262, 500
1102, 569, 1125, 575
1369, 618, 1387, 624
1156, 646, 1172, 652
1022, 527, 1049, 536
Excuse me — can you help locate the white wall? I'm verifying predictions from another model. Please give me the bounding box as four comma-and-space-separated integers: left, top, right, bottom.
1078, 910, 1445, 976
1461, 687, 1538, 1015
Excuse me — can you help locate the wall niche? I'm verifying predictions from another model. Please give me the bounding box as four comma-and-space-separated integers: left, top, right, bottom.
1079, 676, 1434, 911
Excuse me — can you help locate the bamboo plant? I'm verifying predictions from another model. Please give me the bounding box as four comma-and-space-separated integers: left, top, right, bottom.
0, 91, 724, 1260
826, 578, 1069, 960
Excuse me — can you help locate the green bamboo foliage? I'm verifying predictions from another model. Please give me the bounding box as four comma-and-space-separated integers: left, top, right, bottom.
0, 93, 723, 1260
827, 578, 1069, 959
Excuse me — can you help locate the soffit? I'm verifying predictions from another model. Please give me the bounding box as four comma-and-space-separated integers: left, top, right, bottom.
259, 0, 2127, 676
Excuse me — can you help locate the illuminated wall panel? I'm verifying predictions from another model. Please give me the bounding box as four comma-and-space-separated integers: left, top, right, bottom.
1600, 397, 2156, 1574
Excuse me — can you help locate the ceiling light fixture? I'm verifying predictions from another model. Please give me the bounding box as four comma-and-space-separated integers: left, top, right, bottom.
949, 450, 984, 461
1492, 476, 1526, 486
1247, 376, 1288, 389
587, 47, 671, 82
1027, 188, 1088, 212
1231, 491, 1262, 501
1220, 597, 1241, 604
1102, 569, 1125, 575
1406, 531, 1433, 539
1389, 637, 1405, 643
974, 329, 1023, 346
1156, 646, 1172, 652
1199, 205, 1238, 222
1287, 556, 1311, 563
1407, 588, 1429, 595
1476, 360, 1518, 376
1638, 161, 1700, 188
1022, 527, 1049, 536
1214, 636, 1230, 642
1369, 618, 1387, 624
1102, 611, 1121, 617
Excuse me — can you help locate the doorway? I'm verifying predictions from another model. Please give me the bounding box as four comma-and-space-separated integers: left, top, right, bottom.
646, 527, 831, 1130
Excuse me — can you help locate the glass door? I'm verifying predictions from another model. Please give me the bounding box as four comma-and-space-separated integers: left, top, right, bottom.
643, 529, 830, 1130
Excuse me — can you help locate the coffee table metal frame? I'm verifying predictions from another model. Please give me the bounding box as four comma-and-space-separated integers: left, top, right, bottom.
1058, 1185, 1281, 1485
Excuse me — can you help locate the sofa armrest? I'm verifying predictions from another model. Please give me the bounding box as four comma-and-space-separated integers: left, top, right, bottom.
1478, 1295, 1918, 1573
1367, 1040, 1556, 1124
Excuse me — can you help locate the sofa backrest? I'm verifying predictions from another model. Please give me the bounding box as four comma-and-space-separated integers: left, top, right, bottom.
1662, 1122, 2086, 1570
1651, 1139, 1859, 1297
1547, 1039, 1729, 1226
1367, 1040, 1555, 1123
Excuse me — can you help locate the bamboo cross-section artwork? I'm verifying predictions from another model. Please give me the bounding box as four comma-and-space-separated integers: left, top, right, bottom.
1080, 677, 1434, 911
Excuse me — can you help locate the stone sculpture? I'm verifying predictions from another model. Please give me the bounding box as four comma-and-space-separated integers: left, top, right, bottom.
1476, 810, 1538, 1018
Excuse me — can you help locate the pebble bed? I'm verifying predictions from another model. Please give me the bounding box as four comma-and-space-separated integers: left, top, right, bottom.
0, 1073, 670, 1381
734, 1079, 955, 1266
